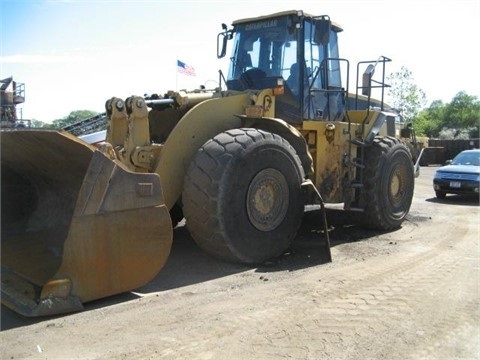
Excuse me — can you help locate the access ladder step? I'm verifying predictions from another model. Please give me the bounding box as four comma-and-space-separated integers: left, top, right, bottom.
350, 181, 364, 189
350, 139, 367, 147
347, 206, 364, 212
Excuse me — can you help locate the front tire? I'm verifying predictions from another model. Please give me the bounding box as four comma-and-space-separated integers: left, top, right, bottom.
182, 128, 305, 264
359, 136, 415, 230
435, 190, 446, 199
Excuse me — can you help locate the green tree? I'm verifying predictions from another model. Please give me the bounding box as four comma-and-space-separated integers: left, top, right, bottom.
387, 66, 427, 123
414, 100, 445, 137
442, 91, 480, 138
414, 92, 480, 138
51, 110, 98, 129
30, 119, 48, 128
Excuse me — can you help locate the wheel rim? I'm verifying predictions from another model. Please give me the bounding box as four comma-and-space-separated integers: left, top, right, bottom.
389, 165, 406, 207
246, 168, 289, 232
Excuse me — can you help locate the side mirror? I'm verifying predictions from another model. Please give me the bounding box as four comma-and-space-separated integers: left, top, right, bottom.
362, 64, 375, 96
217, 23, 231, 59
314, 16, 331, 45
400, 128, 412, 138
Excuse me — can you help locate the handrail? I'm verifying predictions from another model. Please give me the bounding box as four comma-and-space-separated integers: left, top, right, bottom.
355, 55, 392, 111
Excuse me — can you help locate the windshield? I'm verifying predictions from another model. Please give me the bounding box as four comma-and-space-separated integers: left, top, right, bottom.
227, 16, 297, 81
452, 152, 480, 166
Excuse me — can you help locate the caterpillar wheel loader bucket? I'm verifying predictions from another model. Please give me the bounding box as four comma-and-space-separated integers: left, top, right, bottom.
1, 129, 173, 317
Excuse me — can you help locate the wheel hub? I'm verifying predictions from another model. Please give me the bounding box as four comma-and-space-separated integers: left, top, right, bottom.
390, 167, 405, 206
247, 168, 289, 231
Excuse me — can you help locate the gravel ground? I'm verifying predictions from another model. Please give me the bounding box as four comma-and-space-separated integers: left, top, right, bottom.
1, 166, 479, 360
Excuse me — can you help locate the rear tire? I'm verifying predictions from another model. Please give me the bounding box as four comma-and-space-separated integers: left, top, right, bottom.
359, 136, 414, 230
182, 128, 305, 264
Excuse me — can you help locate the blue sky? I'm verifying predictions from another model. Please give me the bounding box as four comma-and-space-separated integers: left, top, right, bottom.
1, 0, 479, 122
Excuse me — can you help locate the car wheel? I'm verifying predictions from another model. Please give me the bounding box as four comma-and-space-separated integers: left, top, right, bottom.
435, 190, 446, 199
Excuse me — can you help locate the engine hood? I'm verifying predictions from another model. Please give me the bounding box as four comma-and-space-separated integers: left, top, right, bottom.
436, 164, 480, 175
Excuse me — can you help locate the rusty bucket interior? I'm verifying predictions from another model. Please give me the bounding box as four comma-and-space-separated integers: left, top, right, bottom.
1, 129, 173, 317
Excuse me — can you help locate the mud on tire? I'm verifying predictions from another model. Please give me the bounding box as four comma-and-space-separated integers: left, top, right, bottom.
182, 128, 305, 264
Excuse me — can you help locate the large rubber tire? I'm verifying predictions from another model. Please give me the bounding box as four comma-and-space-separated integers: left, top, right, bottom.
359, 136, 415, 230
182, 128, 305, 264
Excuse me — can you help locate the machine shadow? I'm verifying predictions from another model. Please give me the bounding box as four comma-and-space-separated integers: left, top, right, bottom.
136, 206, 387, 287
1, 207, 386, 331
426, 194, 480, 206
257, 207, 390, 273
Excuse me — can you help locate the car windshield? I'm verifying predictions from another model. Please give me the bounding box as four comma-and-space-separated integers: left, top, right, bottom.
451, 152, 480, 166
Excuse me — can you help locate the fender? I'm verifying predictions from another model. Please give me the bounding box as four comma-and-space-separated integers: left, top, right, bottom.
347, 109, 398, 145
239, 115, 314, 177
155, 93, 249, 209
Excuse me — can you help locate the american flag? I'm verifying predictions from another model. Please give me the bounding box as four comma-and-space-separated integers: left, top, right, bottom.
177, 60, 196, 76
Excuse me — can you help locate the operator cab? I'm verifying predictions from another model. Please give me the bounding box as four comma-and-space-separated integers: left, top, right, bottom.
218, 10, 345, 124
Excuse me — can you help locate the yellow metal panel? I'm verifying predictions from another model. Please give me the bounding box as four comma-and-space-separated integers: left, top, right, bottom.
346, 109, 374, 124
55, 205, 172, 303
301, 121, 357, 203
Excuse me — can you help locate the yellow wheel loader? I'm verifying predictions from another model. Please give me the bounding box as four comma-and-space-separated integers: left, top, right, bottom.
1, 10, 416, 316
